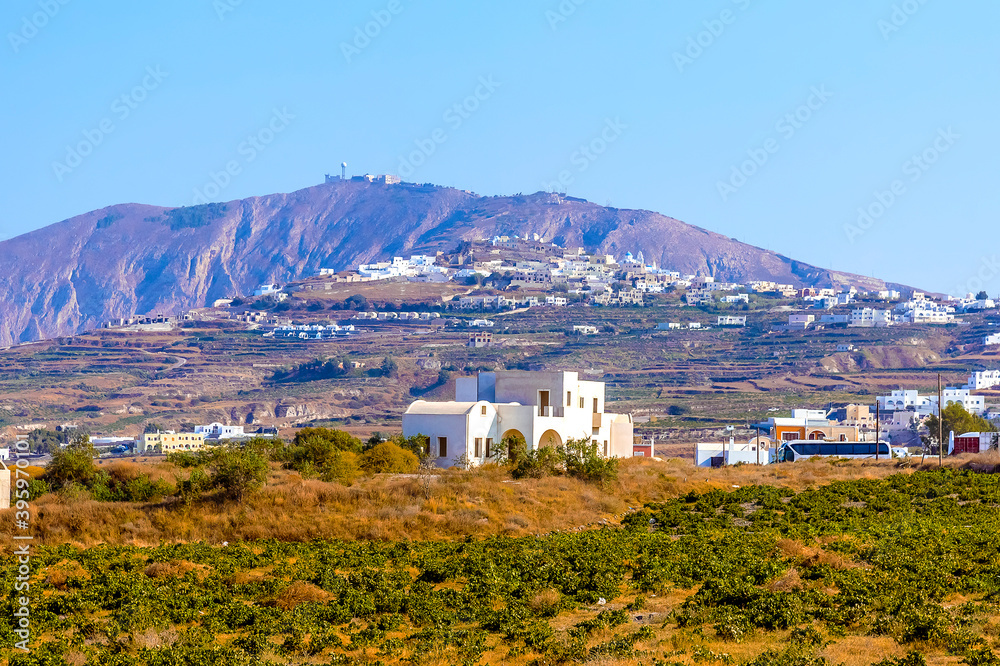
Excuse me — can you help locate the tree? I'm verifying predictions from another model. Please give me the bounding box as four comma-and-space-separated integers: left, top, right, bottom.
380, 356, 399, 378
390, 434, 429, 458
344, 294, 369, 311
144, 422, 166, 434
45, 433, 97, 488
321, 450, 361, 485
287, 428, 363, 472
564, 438, 619, 485
359, 442, 419, 475
364, 432, 387, 451
976, 290, 989, 301
210, 446, 269, 502
925, 403, 998, 444
26, 429, 67, 454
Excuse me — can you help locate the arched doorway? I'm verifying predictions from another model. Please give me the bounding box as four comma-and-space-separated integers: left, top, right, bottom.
808, 431, 825, 440
501, 429, 526, 458
538, 429, 563, 449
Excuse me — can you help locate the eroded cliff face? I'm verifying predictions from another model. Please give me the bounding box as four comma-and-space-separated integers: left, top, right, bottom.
0, 181, 905, 345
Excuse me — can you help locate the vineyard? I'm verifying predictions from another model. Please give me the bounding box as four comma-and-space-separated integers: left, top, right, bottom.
4, 467, 1000, 665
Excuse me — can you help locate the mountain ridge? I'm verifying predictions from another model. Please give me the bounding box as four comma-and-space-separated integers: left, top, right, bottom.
0, 180, 915, 345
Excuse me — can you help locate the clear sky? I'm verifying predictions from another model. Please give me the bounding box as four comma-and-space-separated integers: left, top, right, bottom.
3, 1, 998, 295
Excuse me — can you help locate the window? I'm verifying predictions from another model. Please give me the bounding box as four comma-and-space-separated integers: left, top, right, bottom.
481, 405, 487, 415
579, 397, 584, 409
566, 391, 572, 407
603, 441, 609, 456
593, 398, 599, 413
438, 437, 448, 458
486, 438, 493, 457
475, 438, 483, 457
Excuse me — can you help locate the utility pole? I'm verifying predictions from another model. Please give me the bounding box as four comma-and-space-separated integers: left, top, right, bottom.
875, 400, 881, 460
755, 424, 760, 466
938, 373, 944, 466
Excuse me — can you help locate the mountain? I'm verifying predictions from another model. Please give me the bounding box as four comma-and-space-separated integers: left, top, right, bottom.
0, 180, 911, 345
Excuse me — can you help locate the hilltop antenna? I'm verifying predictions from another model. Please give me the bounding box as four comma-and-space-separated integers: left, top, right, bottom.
342, 162, 347, 181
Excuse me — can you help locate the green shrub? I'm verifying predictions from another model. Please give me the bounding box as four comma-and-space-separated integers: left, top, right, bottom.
564, 438, 618, 484
45, 434, 97, 488
359, 442, 418, 475
285, 428, 362, 474
321, 450, 362, 485
210, 446, 269, 501
874, 652, 928, 666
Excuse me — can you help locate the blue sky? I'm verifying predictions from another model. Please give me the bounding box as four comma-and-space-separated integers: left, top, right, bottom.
3, 0, 998, 295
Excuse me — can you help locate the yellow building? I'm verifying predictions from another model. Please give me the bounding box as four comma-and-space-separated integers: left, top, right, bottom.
137, 431, 205, 454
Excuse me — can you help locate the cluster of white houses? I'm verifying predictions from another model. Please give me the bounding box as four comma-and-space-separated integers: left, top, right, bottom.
307, 236, 993, 315
264, 323, 355, 340
697, 370, 1000, 467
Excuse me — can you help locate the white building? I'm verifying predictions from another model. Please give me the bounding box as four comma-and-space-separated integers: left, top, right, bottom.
986, 333, 1000, 346
0, 447, 9, 461
967, 371, 1000, 391
254, 284, 281, 296
717, 316, 747, 327
402, 371, 635, 468
696, 437, 774, 467
878, 388, 985, 416
194, 423, 246, 439
850, 308, 893, 328
788, 314, 815, 330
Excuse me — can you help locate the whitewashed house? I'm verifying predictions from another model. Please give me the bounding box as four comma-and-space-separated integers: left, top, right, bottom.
194, 423, 245, 439
403, 371, 635, 468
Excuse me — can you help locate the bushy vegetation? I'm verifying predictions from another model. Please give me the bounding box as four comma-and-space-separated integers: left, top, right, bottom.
5, 468, 1000, 664
162, 202, 228, 230
506, 436, 619, 485
270, 356, 356, 383
925, 402, 998, 441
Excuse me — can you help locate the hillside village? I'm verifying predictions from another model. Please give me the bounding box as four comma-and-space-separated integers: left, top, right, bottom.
279, 235, 999, 338
20, 224, 1000, 466
6, 224, 999, 470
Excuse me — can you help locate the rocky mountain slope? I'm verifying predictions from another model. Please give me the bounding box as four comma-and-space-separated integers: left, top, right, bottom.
0, 181, 911, 345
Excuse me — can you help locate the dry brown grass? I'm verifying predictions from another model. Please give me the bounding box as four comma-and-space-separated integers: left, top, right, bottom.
44, 558, 91, 590
776, 538, 862, 571
4, 454, 995, 548
272, 580, 334, 610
